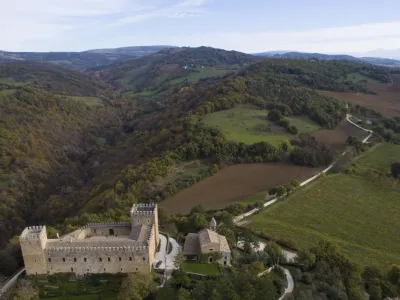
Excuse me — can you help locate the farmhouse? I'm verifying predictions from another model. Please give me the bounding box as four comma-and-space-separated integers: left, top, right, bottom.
183, 219, 231, 265
19, 204, 159, 276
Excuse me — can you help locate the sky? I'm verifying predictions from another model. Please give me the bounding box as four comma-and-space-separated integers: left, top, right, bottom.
2, 0, 400, 55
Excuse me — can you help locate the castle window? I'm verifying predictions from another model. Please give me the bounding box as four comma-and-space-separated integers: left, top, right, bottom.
119, 257, 121, 261
143, 257, 146, 261
74, 258, 77, 262
62, 258, 66, 262
108, 257, 111, 262
99, 258, 102, 262
147, 219, 150, 223
84, 258, 87, 262
109, 229, 114, 235
71, 267, 73, 272
137, 220, 139, 224
48, 258, 51, 262
129, 257, 132, 261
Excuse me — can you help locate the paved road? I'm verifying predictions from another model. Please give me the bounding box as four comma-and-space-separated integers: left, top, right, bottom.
279, 268, 294, 300
166, 237, 180, 270
233, 113, 373, 224
237, 241, 298, 263
154, 234, 168, 270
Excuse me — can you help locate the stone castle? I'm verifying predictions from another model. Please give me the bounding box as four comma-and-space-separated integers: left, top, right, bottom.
19, 204, 159, 276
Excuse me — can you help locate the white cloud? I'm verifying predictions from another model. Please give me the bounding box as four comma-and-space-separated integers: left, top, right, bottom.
109, 0, 208, 26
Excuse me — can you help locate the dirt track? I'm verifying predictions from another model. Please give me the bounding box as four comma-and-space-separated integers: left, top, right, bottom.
161, 163, 320, 214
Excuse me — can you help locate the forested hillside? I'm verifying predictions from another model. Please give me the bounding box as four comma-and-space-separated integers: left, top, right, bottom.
0, 54, 396, 277
99, 46, 262, 97
0, 62, 110, 96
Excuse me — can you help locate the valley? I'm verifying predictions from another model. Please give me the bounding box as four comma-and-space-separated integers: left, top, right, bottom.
1, 45, 400, 300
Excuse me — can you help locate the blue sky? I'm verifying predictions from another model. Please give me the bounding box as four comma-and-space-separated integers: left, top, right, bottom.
1, 0, 400, 54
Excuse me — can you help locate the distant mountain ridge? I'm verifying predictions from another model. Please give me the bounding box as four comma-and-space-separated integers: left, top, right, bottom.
0, 46, 172, 70
254, 51, 400, 67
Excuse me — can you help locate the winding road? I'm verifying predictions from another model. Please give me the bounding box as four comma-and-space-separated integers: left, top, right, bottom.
234, 112, 373, 299
234, 113, 373, 224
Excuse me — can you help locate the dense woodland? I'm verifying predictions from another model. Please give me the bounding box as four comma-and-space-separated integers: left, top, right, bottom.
0, 51, 398, 295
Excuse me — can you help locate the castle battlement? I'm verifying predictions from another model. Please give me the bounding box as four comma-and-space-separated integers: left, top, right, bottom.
20, 226, 46, 241
130, 203, 156, 217
20, 203, 159, 276
46, 246, 149, 252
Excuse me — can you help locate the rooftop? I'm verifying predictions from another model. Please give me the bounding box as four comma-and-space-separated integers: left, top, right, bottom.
183, 233, 200, 255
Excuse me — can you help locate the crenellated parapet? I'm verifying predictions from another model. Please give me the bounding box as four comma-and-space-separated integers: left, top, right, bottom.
20, 226, 46, 241
46, 246, 149, 252
130, 203, 157, 217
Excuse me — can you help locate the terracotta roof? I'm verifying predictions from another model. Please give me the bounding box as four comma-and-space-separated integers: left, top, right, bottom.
183, 233, 200, 255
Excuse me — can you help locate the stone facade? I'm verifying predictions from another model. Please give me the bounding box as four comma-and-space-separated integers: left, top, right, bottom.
20, 204, 159, 276
183, 228, 231, 266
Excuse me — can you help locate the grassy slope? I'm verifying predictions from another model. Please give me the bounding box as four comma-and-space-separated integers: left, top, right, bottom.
202, 106, 320, 145
250, 143, 400, 268
346, 72, 379, 84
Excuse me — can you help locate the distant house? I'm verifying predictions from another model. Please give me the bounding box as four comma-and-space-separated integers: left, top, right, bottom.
365, 119, 372, 125
183, 222, 231, 266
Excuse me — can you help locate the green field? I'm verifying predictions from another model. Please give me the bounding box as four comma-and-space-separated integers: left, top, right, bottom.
202, 106, 320, 145
67, 96, 104, 107
169, 68, 233, 85
249, 143, 400, 268
182, 262, 221, 275
286, 116, 320, 133
346, 72, 379, 84
0, 77, 26, 86
240, 190, 267, 204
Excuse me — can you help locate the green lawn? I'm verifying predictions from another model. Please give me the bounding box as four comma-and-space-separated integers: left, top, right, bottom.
250, 143, 400, 268
182, 262, 221, 275
202, 106, 320, 146
67, 96, 104, 107
286, 116, 320, 133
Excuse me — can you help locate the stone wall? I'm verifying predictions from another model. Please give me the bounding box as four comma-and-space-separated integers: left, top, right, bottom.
20, 226, 47, 275
46, 247, 151, 275
219, 251, 231, 266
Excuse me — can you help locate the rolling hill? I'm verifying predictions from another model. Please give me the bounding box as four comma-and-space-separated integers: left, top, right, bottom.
0, 46, 171, 71
254, 51, 400, 66
98, 46, 263, 97
1, 49, 400, 281
0, 61, 110, 96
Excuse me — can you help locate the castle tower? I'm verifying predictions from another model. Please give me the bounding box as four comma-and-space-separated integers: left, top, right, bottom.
130, 203, 159, 245
19, 226, 48, 275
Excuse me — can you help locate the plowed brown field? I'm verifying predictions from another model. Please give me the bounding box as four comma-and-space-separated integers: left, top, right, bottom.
320, 74, 400, 117
312, 120, 369, 153
161, 163, 320, 214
